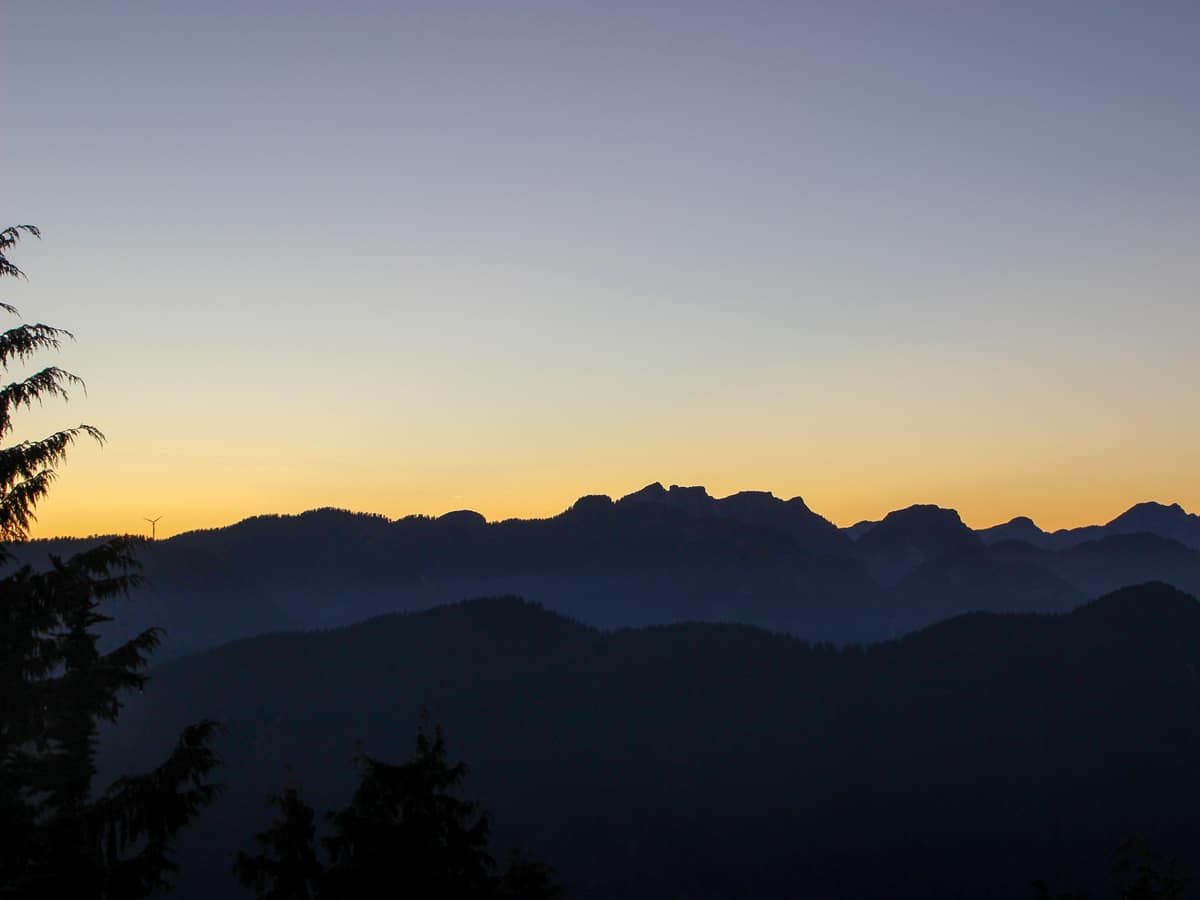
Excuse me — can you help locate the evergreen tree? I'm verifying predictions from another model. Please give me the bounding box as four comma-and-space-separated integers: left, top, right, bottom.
321, 719, 495, 900
1111, 838, 1188, 900
495, 847, 565, 900
238, 716, 564, 900
1031, 839, 1190, 900
234, 788, 323, 900
0, 225, 222, 899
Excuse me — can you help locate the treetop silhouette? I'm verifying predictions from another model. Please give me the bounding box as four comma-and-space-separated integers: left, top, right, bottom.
0, 224, 222, 899
236, 716, 563, 900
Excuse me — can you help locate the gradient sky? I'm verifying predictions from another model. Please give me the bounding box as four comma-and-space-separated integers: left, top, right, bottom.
4, 1, 1198, 538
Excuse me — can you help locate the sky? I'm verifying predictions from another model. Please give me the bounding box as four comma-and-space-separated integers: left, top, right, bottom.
3, 1, 1198, 538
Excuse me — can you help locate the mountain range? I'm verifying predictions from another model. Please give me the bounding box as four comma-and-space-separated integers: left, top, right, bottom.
47, 485, 1200, 897
14, 485, 1200, 656
976, 501, 1200, 551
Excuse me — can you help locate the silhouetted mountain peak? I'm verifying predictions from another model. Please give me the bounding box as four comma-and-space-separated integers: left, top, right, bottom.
568, 494, 615, 515
726, 489, 774, 502
874, 504, 973, 534
668, 484, 710, 498
436, 509, 487, 528
617, 482, 717, 514
618, 482, 669, 505
905, 503, 954, 517
665, 484, 715, 516
1109, 501, 1192, 528
608, 481, 848, 555
855, 505, 982, 585
717, 490, 811, 514
979, 501, 1200, 552
1094, 501, 1200, 551
976, 515, 1050, 547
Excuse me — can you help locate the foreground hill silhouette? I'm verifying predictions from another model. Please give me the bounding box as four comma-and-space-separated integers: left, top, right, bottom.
102, 582, 1200, 899
18, 486, 1200, 658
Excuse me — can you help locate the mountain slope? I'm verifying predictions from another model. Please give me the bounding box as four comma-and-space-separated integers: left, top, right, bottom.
103, 584, 1200, 900
990, 533, 1200, 599
889, 546, 1085, 632
853, 504, 983, 584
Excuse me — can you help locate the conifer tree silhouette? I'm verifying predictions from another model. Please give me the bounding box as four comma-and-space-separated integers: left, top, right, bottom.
234, 788, 323, 900
238, 716, 563, 899
321, 718, 495, 900
0, 225, 222, 899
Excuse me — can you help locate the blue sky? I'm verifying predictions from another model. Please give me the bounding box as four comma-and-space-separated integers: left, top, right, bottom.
4, 1, 1198, 536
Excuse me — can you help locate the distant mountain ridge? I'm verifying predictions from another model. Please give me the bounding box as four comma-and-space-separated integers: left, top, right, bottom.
614, 482, 851, 555
30, 486, 1197, 559
12, 486, 1200, 658
852, 504, 982, 585
977, 500, 1200, 551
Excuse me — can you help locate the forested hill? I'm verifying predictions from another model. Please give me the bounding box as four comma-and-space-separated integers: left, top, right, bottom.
103, 582, 1200, 899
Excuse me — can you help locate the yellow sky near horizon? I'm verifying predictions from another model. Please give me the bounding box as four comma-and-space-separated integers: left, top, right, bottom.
23, 432, 1199, 541
9, 248, 1198, 543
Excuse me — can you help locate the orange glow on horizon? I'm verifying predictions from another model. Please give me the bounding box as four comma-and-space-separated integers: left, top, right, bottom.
26, 465, 1198, 542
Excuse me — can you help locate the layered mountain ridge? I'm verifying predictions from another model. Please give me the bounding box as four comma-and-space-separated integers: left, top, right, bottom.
14, 484, 1200, 658
977, 500, 1200, 551
101, 582, 1200, 900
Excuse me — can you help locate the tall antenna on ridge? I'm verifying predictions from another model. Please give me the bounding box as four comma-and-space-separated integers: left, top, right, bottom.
144, 515, 162, 541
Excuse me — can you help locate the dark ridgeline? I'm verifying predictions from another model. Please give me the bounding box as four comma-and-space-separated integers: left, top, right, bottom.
15, 485, 1200, 661
978, 502, 1200, 552
613, 481, 852, 556
103, 582, 1200, 900
12, 483, 887, 657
